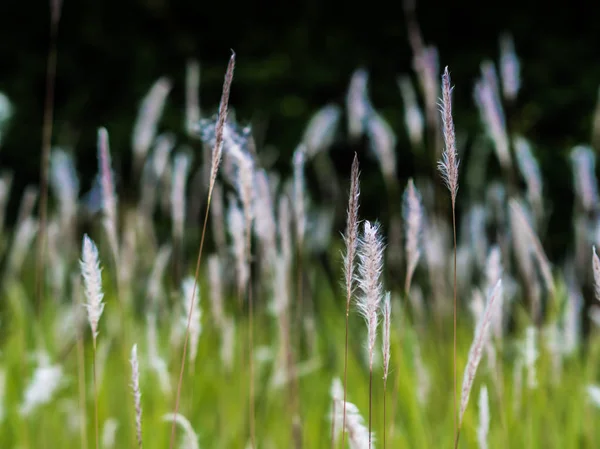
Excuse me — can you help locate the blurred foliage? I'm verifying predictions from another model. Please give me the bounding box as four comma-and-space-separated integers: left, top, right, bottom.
1, 0, 600, 252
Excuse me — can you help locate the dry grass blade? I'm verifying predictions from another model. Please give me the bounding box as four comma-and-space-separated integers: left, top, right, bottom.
342, 153, 360, 448
593, 246, 600, 302
169, 51, 235, 449
458, 279, 503, 446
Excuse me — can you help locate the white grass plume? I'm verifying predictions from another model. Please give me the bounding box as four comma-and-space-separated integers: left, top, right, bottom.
382, 293, 391, 383
133, 77, 171, 168
403, 178, 422, 292
499, 33, 520, 101
570, 145, 598, 213
181, 277, 202, 365
509, 199, 554, 295
593, 246, 600, 302
130, 344, 143, 448
397, 75, 424, 147
459, 279, 503, 427
334, 399, 373, 449
293, 146, 307, 248
20, 354, 64, 416
438, 66, 459, 204
163, 413, 199, 449
477, 386, 489, 449
101, 418, 119, 449
227, 196, 249, 295
356, 221, 385, 365
185, 60, 201, 136
171, 152, 192, 243
80, 234, 104, 349
302, 103, 341, 157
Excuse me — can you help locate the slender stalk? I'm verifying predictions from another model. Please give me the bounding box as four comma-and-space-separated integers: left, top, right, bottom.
342, 154, 360, 448
75, 314, 88, 449
169, 52, 235, 449
452, 203, 458, 449
93, 348, 99, 449
383, 378, 387, 449
368, 365, 373, 449
36, 0, 61, 312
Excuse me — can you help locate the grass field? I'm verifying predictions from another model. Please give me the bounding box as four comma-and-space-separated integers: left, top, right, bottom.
2, 25, 600, 449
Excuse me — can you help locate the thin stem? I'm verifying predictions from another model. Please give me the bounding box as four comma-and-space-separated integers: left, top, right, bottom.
248, 272, 255, 447
93, 346, 99, 449
368, 365, 373, 449
452, 202, 458, 449
383, 379, 387, 449
76, 317, 88, 449
169, 189, 213, 449
342, 287, 351, 448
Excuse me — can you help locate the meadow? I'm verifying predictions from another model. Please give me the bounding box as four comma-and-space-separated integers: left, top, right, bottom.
2, 18, 600, 449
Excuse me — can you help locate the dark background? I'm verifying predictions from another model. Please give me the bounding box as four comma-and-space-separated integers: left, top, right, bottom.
0, 0, 599, 255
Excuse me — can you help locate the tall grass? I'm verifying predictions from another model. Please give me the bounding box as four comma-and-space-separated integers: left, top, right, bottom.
3, 16, 600, 449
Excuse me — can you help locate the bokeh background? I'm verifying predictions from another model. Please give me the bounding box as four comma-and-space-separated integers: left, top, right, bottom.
1, 0, 599, 255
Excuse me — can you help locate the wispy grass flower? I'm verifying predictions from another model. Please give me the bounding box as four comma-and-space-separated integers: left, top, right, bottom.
357, 220, 385, 449
130, 344, 143, 448
81, 234, 104, 348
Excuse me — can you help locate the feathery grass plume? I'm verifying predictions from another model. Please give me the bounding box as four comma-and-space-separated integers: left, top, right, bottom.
181, 277, 202, 366
185, 60, 201, 136
209, 181, 227, 259
521, 326, 538, 389
170, 54, 235, 446
5, 217, 38, 278
171, 152, 192, 244
207, 51, 236, 194
341, 153, 360, 447
132, 77, 171, 170
477, 386, 489, 449
330, 377, 344, 446
563, 281, 582, 355
439, 67, 460, 204
146, 314, 171, 394
163, 413, 199, 449
139, 133, 175, 217
514, 136, 543, 222
356, 220, 384, 449
381, 293, 391, 449
50, 148, 79, 230
293, 145, 307, 249
594, 247, 600, 301
130, 344, 143, 448
499, 33, 520, 101
397, 75, 424, 148
101, 419, 119, 449
403, 178, 423, 293
278, 193, 293, 266
366, 111, 397, 183
459, 279, 503, 432
97, 127, 119, 265
466, 205, 488, 271
227, 196, 249, 296
302, 103, 341, 157
16, 185, 38, 231
146, 244, 172, 310
207, 255, 225, 327
253, 169, 277, 270
439, 66, 460, 446
570, 145, 599, 213
81, 233, 104, 449
228, 143, 255, 245
509, 199, 554, 296
474, 64, 511, 171
346, 68, 372, 139
413, 45, 440, 129
334, 399, 373, 449
485, 246, 504, 341
80, 235, 104, 348
19, 353, 64, 416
